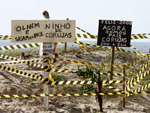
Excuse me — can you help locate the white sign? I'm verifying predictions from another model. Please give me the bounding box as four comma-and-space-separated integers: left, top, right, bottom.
11, 20, 76, 42
43, 42, 54, 53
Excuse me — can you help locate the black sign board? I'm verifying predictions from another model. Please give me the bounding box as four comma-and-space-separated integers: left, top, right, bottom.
97, 19, 132, 47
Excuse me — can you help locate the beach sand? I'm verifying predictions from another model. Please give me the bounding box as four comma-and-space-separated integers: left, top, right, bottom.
0, 49, 149, 113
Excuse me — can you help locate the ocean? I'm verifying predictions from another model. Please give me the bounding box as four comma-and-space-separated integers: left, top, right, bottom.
1, 39, 150, 53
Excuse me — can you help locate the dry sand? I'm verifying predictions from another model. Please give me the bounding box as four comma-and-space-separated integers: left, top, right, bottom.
0, 49, 149, 113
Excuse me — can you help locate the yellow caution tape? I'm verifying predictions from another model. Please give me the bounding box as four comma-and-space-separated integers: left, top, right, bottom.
76, 26, 150, 40
48, 59, 55, 87
125, 67, 150, 92
0, 91, 149, 98
126, 83, 150, 97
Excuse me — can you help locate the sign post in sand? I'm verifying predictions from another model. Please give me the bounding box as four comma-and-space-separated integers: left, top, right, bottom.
11, 20, 76, 110
97, 19, 132, 108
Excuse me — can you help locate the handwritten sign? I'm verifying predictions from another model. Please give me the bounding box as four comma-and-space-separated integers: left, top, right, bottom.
11, 20, 75, 42
97, 19, 132, 47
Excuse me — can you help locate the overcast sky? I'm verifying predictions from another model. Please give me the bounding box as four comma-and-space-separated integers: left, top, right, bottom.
0, 0, 150, 42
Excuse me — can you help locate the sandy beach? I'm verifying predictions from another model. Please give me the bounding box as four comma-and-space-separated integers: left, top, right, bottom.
0, 48, 149, 113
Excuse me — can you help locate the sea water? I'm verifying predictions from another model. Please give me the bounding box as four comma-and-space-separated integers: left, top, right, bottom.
1, 38, 150, 53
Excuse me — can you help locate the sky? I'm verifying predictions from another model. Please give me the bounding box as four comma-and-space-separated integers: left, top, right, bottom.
0, 0, 150, 42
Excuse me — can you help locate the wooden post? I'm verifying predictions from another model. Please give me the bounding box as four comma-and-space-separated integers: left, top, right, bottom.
64, 18, 69, 53
123, 65, 125, 108
43, 54, 49, 111
43, 70, 49, 110
148, 48, 150, 61
110, 46, 115, 80
64, 43, 67, 53
97, 81, 103, 112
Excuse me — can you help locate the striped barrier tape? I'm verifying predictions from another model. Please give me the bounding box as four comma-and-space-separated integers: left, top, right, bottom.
126, 60, 150, 83
76, 34, 96, 39
0, 59, 76, 75
75, 37, 91, 51
0, 59, 43, 65
126, 67, 147, 87
44, 56, 127, 69
3, 61, 44, 71
0, 54, 22, 61
76, 40, 112, 50
0, 55, 125, 86
0, 91, 149, 98
0, 64, 53, 85
0, 54, 124, 77
43, 57, 104, 67
0, 51, 147, 77
0, 63, 93, 86
126, 60, 150, 76
27, 62, 125, 85
75, 37, 97, 52
132, 33, 150, 36
126, 83, 150, 97
51, 80, 97, 85
0, 43, 40, 50
125, 54, 150, 67
0, 55, 147, 92
0, 35, 11, 40
53, 80, 123, 86
115, 46, 142, 56
44, 56, 128, 69
103, 80, 124, 85
1, 31, 150, 40
76, 27, 141, 55
76, 33, 150, 40
76, 37, 145, 60
125, 67, 150, 92
130, 45, 144, 55
106, 86, 122, 92
49, 67, 124, 77
76, 38, 148, 68
0, 54, 59, 74
51, 64, 125, 77
76, 26, 97, 39
0, 61, 124, 86
0, 54, 44, 69
76, 38, 139, 68
76, 26, 150, 40
131, 34, 149, 39
77, 40, 142, 56
1, 63, 124, 86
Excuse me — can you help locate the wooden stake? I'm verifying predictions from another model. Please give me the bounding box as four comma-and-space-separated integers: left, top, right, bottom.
43, 55, 50, 111
110, 46, 115, 80
148, 48, 150, 61
64, 18, 69, 53
97, 81, 103, 112
64, 42, 67, 53
123, 65, 125, 108
43, 70, 49, 111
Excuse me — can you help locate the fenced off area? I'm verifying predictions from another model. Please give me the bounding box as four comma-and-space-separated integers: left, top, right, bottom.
0, 26, 150, 112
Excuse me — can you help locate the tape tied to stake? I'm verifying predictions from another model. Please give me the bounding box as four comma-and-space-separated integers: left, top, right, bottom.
48, 59, 55, 87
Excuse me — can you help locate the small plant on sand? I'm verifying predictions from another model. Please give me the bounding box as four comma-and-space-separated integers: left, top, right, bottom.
77, 63, 107, 112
